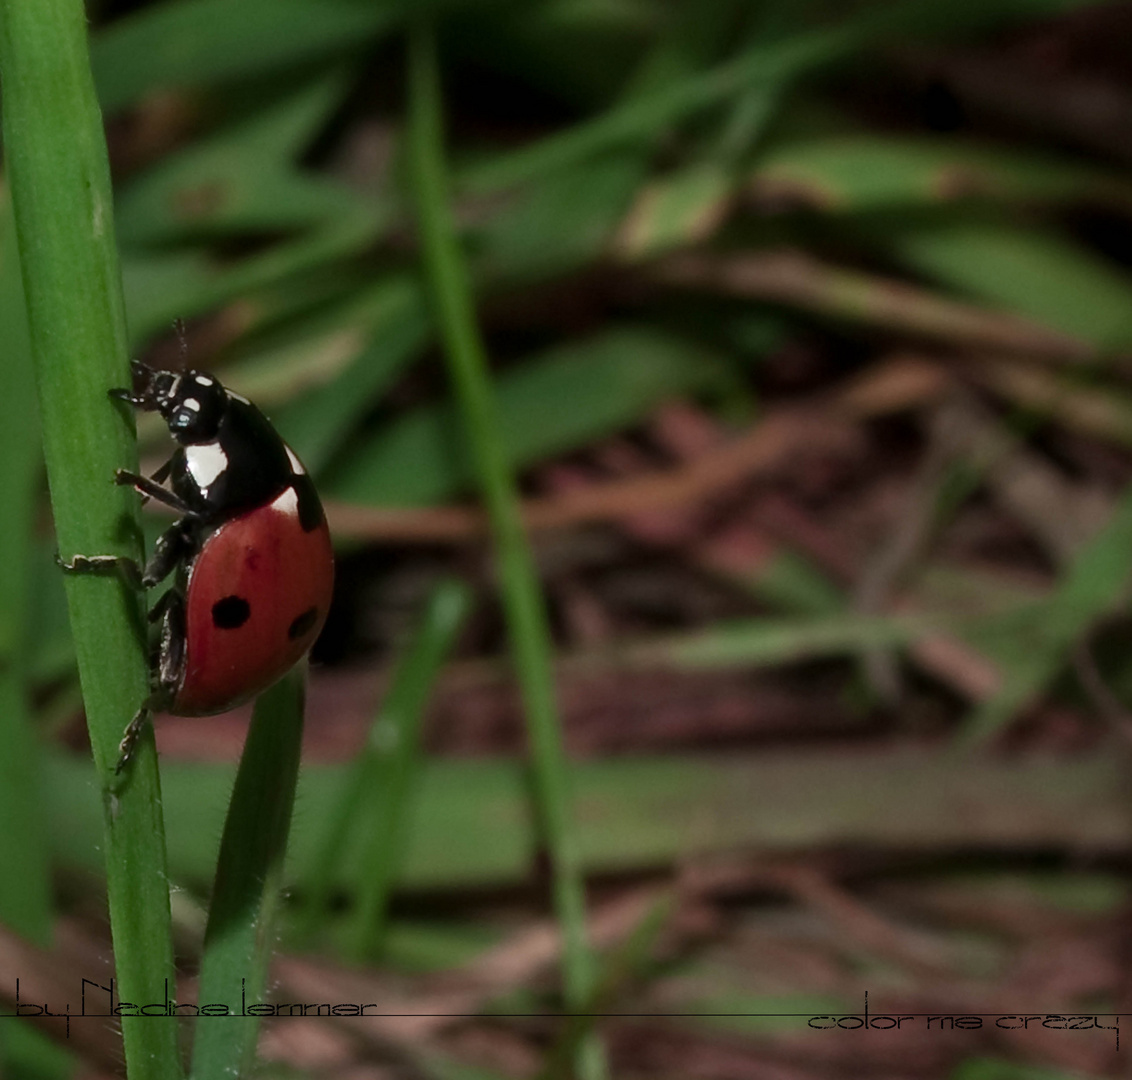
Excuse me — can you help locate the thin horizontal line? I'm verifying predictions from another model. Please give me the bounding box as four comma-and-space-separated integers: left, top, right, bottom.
0, 1011, 1122, 1019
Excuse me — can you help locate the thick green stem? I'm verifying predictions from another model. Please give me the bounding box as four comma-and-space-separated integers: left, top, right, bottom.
0, 2, 180, 1076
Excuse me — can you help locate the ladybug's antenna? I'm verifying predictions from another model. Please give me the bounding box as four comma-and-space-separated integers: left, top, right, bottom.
173, 318, 188, 368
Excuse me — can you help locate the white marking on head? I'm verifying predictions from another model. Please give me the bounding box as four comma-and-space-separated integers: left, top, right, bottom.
185, 441, 228, 491
194, 374, 215, 387
271, 486, 300, 517
284, 445, 306, 475
182, 398, 201, 412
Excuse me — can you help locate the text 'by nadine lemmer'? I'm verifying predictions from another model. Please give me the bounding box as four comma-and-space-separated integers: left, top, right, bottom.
6, 978, 400, 1037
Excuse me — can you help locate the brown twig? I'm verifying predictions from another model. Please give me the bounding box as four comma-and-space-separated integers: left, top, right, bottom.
656, 249, 1094, 362
328, 410, 844, 541
325, 354, 952, 543
966, 354, 1132, 450
940, 387, 1111, 563
772, 864, 959, 980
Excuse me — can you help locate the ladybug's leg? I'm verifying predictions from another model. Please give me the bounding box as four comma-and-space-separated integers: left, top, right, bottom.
140, 519, 196, 588
147, 588, 186, 709
59, 465, 195, 584
57, 518, 196, 589
115, 469, 192, 515
146, 586, 177, 625
116, 591, 185, 773
129, 459, 173, 507
154, 588, 186, 692
57, 552, 143, 589
109, 384, 150, 409
114, 701, 154, 774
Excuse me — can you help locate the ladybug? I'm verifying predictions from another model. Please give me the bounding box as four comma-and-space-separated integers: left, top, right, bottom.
62, 360, 334, 771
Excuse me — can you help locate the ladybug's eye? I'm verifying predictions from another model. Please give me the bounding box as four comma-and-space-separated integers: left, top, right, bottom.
169, 401, 202, 432
166, 377, 226, 443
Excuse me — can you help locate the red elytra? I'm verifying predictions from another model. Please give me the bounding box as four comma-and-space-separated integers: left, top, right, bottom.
174, 484, 335, 715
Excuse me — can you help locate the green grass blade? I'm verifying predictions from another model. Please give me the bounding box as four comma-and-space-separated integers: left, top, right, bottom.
754, 134, 1132, 213
540, 893, 674, 1080
326, 326, 725, 506
406, 20, 604, 1078
887, 217, 1132, 349
460, 1, 1083, 196
622, 609, 982, 669
297, 578, 471, 952
48, 748, 1132, 891
460, 17, 859, 194
92, 0, 399, 113
116, 70, 362, 247
347, 579, 471, 958
190, 669, 306, 1079
271, 278, 430, 475
951, 1058, 1083, 1080
476, 151, 648, 279
1, 1023, 76, 1080
123, 211, 386, 346
957, 482, 1132, 745
459, 0, 1030, 196
0, 2, 181, 1076
0, 199, 51, 944
26, 542, 74, 685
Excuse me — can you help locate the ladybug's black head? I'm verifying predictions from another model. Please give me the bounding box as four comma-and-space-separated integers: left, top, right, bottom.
112, 360, 229, 444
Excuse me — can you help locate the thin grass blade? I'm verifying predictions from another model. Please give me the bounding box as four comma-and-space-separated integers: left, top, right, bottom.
406, 20, 604, 1078
189, 668, 306, 1078
296, 579, 470, 953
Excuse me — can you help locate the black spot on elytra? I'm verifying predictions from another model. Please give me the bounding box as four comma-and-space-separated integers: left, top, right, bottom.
293, 475, 324, 532
212, 595, 251, 629
288, 606, 318, 641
